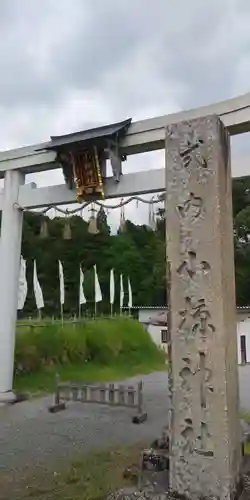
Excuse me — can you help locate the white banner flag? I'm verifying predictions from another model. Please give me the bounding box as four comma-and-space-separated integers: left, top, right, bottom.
128, 277, 133, 309
120, 274, 124, 310
33, 260, 44, 309
17, 255, 28, 310
79, 266, 86, 305
94, 265, 102, 303
58, 260, 65, 305
110, 269, 115, 305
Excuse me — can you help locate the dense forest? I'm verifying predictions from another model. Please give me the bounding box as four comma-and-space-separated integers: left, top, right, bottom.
14, 176, 250, 316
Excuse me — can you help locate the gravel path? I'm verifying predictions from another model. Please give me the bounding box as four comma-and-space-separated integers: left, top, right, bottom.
0, 372, 169, 475
0, 365, 249, 496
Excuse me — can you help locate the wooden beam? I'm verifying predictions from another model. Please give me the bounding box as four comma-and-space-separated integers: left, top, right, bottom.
0, 92, 249, 177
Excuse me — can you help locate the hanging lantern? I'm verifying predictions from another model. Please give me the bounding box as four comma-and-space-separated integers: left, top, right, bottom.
148, 203, 152, 228
88, 204, 99, 235
63, 211, 72, 240
80, 207, 87, 223
148, 198, 156, 230
151, 209, 156, 231
40, 219, 49, 238
63, 220, 72, 239
119, 199, 126, 232
88, 216, 99, 234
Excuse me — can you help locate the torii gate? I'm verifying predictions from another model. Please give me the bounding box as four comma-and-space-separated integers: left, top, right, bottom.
0, 92, 250, 499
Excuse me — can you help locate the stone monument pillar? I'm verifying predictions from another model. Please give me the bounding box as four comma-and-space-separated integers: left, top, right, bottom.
165, 115, 241, 500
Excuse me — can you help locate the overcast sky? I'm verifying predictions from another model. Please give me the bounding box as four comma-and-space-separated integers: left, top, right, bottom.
0, 0, 250, 229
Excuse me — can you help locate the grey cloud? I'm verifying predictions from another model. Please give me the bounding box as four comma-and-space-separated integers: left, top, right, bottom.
0, 0, 156, 109
0, 0, 249, 150
0, 0, 233, 110
0, 1, 82, 107
158, 1, 250, 108
51, 0, 150, 90
1, 0, 250, 230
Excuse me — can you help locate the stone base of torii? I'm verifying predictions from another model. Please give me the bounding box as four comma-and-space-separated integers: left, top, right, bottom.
0, 93, 250, 498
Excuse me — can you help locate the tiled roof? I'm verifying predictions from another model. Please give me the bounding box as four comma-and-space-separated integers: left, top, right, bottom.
36, 118, 132, 151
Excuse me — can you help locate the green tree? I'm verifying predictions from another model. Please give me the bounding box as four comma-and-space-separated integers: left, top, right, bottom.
15, 175, 250, 316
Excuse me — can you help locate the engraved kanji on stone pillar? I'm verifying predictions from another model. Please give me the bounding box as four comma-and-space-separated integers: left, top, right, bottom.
165, 115, 241, 500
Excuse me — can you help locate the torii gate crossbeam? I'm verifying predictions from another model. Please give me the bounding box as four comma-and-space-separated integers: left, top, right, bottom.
0, 92, 249, 403
0, 90, 249, 176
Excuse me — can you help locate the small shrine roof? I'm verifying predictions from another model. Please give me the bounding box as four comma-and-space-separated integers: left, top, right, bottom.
36, 118, 132, 152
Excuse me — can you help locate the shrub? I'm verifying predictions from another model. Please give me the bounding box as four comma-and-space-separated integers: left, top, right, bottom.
85, 319, 124, 364
15, 326, 42, 375
14, 317, 164, 375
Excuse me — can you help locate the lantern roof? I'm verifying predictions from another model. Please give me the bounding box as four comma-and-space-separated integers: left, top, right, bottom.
36, 118, 132, 153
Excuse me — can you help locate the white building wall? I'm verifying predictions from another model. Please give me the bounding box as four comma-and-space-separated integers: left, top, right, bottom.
138, 308, 250, 365
147, 324, 168, 354
237, 318, 250, 364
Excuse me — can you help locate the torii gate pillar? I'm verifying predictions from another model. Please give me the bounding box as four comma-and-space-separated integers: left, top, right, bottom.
166, 115, 241, 499
0, 170, 24, 398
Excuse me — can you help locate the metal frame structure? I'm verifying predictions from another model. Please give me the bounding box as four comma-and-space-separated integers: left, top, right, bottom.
0, 91, 250, 399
